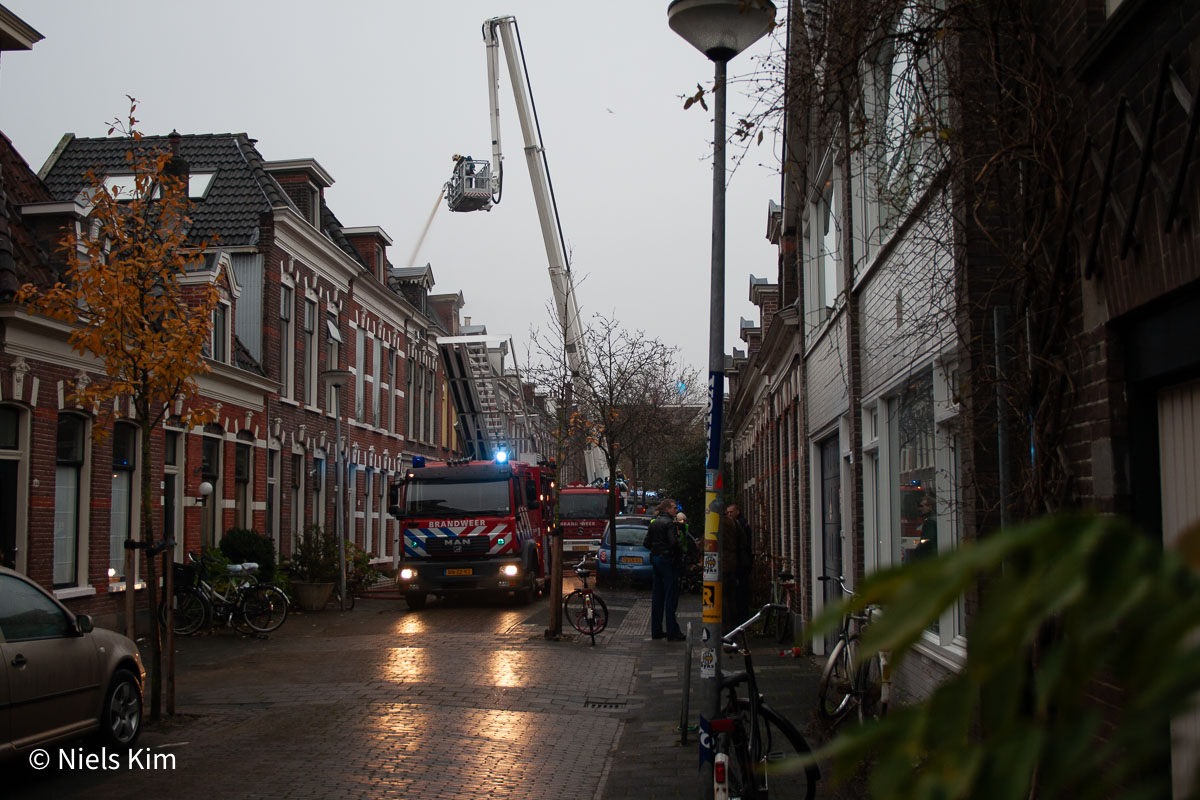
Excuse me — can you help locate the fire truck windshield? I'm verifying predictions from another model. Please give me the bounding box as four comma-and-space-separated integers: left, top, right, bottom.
405, 479, 511, 518
560, 493, 608, 519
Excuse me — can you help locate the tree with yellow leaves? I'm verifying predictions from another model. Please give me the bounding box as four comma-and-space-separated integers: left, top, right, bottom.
18, 100, 217, 719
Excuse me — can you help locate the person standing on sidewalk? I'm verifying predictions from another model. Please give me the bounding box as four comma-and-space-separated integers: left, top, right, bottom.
644, 498, 686, 641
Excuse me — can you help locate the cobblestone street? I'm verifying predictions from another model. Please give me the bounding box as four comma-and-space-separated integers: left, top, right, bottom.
8, 583, 852, 799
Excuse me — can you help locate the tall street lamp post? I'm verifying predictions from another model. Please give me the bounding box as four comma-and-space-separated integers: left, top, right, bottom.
667, 0, 774, 787
321, 369, 353, 611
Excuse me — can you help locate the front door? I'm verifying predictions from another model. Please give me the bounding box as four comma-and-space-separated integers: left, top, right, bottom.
0, 460, 17, 569
820, 436, 842, 650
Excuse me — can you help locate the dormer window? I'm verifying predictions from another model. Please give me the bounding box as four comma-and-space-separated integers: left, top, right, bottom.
104, 172, 216, 200
263, 159, 334, 231
211, 301, 230, 363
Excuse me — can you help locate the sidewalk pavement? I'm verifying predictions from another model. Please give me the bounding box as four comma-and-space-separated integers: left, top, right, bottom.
597, 586, 867, 800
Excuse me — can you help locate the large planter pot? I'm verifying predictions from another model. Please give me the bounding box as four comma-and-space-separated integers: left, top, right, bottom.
291, 581, 335, 612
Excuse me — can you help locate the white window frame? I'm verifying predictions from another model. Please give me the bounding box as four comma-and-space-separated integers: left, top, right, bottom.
302, 298, 318, 408
372, 339, 382, 429
109, 421, 140, 587
355, 327, 367, 423
234, 434, 254, 530
869, 360, 966, 661
266, 446, 280, 554
211, 300, 231, 364
312, 455, 326, 532
54, 413, 91, 590
280, 281, 295, 401
162, 426, 185, 564
0, 405, 31, 575
364, 467, 375, 554
326, 311, 342, 414
290, 450, 305, 553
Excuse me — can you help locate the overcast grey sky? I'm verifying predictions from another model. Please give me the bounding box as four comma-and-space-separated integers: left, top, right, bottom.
1, 0, 784, 376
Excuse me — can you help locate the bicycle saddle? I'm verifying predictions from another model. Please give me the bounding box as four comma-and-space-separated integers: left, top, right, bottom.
778, 571, 794, 582
719, 669, 749, 691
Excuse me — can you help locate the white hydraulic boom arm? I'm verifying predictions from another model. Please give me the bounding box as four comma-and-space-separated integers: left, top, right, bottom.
445, 16, 605, 484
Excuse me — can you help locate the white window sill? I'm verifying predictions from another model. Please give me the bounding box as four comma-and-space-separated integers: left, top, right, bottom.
279, 397, 299, 408
912, 635, 967, 673
54, 585, 98, 600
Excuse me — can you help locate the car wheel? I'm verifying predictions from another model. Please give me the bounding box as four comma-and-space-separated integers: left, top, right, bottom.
405, 592, 427, 610
98, 668, 142, 748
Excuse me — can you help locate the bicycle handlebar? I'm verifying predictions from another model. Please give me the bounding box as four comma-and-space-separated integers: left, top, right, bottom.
721, 602, 789, 646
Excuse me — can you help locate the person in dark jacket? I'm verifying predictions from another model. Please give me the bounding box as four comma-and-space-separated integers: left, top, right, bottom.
644, 498, 686, 641
724, 503, 754, 630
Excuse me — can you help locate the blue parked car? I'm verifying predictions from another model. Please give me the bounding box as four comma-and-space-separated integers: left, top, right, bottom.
595, 515, 653, 585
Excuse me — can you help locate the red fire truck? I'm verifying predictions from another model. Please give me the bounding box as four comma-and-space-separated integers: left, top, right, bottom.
558, 485, 611, 556
389, 455, 554, 610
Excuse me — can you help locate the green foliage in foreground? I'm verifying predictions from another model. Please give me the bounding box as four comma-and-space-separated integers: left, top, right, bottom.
810, 514, 1200, 800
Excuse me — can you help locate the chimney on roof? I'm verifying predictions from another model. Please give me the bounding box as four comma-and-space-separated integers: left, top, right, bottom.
464, 317, 471, 326
162, 129, 189, 191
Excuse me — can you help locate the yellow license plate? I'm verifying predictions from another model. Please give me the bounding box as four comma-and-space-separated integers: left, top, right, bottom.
572, 544, 591, 550
619, 556, 643, 564
445, 568, 473, 576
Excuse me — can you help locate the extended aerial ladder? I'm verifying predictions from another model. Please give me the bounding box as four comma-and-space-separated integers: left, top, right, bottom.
442, 15, 605, 484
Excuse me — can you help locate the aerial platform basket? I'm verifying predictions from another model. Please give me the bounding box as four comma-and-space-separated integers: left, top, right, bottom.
445, 158, 494, 212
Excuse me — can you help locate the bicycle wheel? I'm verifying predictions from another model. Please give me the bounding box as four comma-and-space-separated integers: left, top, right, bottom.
720, 697, 818, 800
818, 636, 856, 719
240, 585, 289, 633
563, 591, 608, 635
774, 600, 794, 645
160, 588, 208, 635
856, 648, 885, 722
717, 723, 756, 799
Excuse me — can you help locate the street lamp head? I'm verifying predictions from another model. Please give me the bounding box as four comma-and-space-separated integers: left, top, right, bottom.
198, 481, 214, 497
668, 0, 776, 62
320, 368, 353, 389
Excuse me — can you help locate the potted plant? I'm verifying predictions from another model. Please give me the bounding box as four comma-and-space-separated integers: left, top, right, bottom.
286, 525, 339, 611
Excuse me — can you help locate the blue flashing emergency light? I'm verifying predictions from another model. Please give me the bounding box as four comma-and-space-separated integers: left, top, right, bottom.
412, 456, 426, 468
494, 451, 509, 464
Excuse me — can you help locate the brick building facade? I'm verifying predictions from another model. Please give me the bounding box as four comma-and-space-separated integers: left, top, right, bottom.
726, 1, 1198, 791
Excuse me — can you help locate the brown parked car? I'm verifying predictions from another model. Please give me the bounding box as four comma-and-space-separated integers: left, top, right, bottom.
0, 566, 145, 758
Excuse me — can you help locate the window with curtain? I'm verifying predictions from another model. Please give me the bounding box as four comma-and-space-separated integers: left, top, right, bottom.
109, 422, 137, 583
54, 414, 87, 587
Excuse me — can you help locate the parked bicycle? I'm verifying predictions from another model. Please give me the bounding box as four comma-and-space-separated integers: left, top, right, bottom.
161, 552, 289, 635
563, 557, 608, 645
757, 567, 797, 645
817, 574, 887, 722
713, 603, 820, 799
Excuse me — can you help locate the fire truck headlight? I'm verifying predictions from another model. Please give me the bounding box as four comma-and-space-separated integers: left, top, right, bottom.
494, 450, 508, 463
502, 564, 519, 577
399, 568, 414, 581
